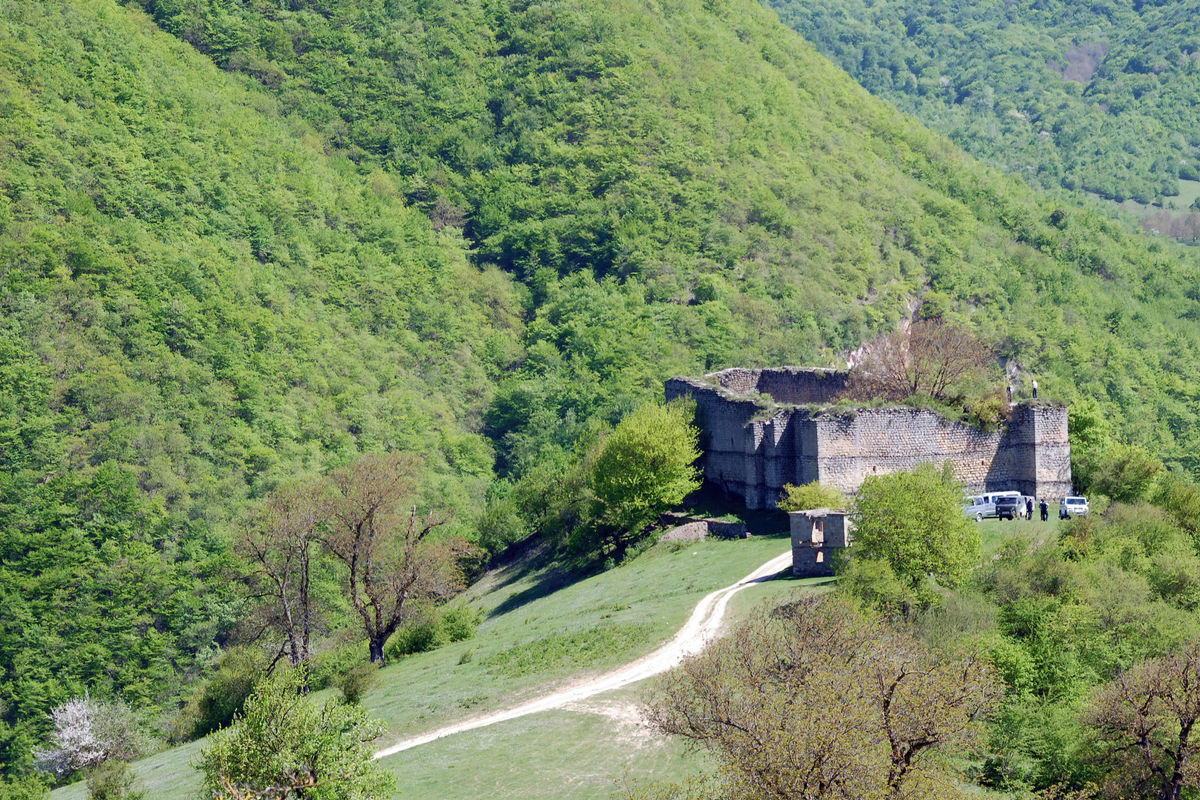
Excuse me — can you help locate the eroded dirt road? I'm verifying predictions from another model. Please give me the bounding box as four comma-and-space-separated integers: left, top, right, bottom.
373, 548, 792, 758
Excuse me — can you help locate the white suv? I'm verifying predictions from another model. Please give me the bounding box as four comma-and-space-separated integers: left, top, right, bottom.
1059, 496, 1089, 519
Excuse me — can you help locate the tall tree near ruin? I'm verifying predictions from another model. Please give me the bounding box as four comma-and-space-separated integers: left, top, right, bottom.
321, 453, 465, 664
848, 319, 992, 403
236, 480, 325, 670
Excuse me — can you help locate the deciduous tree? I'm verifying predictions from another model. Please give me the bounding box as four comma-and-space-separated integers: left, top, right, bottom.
849, 464, 980, 602
584, 400, 701, 556
643, 595, 1001, 800
847, 320, 991, 403
321, 453, 465, 664
236, 481, 324, 670
1088, 641, 1200, 800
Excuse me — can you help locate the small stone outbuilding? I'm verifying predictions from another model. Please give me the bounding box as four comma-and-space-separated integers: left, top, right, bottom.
790, 509, 853, 578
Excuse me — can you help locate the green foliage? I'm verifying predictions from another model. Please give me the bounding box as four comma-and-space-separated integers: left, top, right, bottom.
768, 0, 1200, 212
198, 669, 393, 800
173, 647, 268, 742
847, 463, 980, 602
912, 494, 1200, 794
7, 0, 1200, 781
85, 761, 144, 800
383, 604, 484, 661
777, 480, 847, 512
587, 401, 701, 547
1076, 442, 1164, 503
0, 776, 46, 800
335, 663, 379, 706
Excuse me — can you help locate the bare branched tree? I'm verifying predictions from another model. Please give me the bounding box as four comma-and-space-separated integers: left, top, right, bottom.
643, 595, 1001, 800
321, 453, 465, 664
236, 480, 324, 670
847, 319, 992, 403
1088, 642, 1200, 800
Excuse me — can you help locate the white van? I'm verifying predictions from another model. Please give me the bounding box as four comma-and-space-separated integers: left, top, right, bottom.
963, 491, 1023, 521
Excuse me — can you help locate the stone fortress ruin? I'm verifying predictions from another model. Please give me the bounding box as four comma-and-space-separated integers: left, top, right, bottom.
665, 366, 1072, 510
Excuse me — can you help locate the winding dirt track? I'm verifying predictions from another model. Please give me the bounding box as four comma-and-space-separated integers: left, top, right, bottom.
373, 548, 792, 759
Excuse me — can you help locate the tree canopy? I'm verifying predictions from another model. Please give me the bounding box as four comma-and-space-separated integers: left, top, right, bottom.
848, 464, 980, 599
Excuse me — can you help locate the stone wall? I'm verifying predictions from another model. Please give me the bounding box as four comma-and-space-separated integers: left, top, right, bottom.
659, 514, 750, 541
706, 366, 849, 404
666, 370, 1072, 510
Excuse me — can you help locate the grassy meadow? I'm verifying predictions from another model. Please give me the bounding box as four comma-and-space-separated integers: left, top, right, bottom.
51, 533, 807, 800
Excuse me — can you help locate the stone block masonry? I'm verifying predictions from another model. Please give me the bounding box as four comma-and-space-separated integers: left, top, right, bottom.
666, 367, 1072, 510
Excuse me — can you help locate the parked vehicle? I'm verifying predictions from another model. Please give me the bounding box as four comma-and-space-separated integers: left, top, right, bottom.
1059, 496, 1089, 519
963, 491, 1023, 521
994, 495, 1022, 520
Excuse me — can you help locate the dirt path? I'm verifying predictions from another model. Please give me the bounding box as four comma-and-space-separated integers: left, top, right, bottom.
373, 548, 793, 759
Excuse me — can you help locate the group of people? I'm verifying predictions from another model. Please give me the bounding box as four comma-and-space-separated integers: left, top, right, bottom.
1022, 497, 1050, 521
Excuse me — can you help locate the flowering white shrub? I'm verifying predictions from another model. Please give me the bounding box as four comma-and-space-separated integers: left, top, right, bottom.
35, 695, 143, 778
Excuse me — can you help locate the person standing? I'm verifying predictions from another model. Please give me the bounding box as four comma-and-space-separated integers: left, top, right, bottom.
1026, 497, 1034, 520
1032, 379, 1039, 399
1039, 499, 1048, 521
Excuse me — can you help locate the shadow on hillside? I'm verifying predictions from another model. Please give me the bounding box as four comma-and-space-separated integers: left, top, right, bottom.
676, 482, 791, 536
486, 562, 584, 619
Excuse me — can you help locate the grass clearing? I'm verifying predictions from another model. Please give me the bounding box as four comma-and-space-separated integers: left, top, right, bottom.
978, 515, 1061, 558
51, 534, 791, 800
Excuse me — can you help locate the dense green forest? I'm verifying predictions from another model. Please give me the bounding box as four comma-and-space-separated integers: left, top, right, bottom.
6, 0, 1200, 788
765, 0, 1200, 216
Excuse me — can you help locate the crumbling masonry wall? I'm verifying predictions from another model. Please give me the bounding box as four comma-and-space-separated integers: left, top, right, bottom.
666, 367, 1072, 510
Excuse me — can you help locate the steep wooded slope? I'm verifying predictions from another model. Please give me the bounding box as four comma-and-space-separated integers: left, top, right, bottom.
129, 0, 1200, 474
0, 0, 518, 774
766, 0, 1200, 206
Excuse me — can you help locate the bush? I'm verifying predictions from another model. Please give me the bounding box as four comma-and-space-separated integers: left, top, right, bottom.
86, 761, 144, 800
0, 775, 48, 800
777, 480, 847, 512
35, 697, 145, 780
439, 605, 484, 643
383, 604, 483, 661
336, 663, 379, 705
309, 645, 368, 693
199, 669, 393, 800
173, 646, 269, 741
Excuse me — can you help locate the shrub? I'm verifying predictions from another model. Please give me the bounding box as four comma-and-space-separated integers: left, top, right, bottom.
383, 604, 483, 661
336, 663, 379, 705
173, 646, 269, 741
199, 669, 393, 800
35, 697, 144, 779
85, 761, 144, 800
385, 618, 440, 659
777, 480, 846, 512
438, 605, 483, 643
0, 775, 48, 800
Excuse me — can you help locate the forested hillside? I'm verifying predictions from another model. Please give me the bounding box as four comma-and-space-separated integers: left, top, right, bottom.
0, 0, 520, 776
7, 0, 1200, 786
123, 0, 1200, 475
766, 0, 1200, 210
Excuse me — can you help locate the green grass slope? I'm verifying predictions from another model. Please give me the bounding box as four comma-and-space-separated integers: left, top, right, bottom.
49, 536, 803, 800
0, 0, 520, 772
